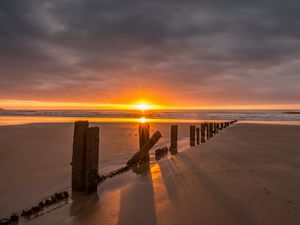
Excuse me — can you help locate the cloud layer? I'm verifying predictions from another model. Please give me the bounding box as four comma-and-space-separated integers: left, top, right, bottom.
0, 0, 299, 107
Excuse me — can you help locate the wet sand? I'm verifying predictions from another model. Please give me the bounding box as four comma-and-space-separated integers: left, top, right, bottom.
1, 123, 300, 225
0, 122, 190, 218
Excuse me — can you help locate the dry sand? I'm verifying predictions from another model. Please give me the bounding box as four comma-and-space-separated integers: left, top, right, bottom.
1, 123, 300, 225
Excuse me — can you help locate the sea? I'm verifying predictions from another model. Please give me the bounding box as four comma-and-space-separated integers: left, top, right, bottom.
0, 109, 300, 125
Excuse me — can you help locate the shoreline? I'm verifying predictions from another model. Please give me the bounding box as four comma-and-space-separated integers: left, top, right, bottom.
0, 115, 299, 126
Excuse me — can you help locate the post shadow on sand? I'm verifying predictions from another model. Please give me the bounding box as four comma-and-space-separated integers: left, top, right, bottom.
156, 158, 186, 202
177, 153, 259, 225
117, 161, 158, 225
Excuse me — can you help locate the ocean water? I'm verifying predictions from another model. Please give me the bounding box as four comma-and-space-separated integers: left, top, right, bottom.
0, 109, 299, 125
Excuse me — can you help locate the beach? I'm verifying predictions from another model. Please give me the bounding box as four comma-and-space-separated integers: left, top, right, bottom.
0, 122, 300, 225
0, 122, 192, 218
2, 0, 300, 224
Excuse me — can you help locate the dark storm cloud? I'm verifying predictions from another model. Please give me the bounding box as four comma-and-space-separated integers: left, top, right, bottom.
0, 0, 299, 105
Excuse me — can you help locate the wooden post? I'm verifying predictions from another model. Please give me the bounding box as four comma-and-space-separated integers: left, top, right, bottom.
230, 120, 237, 125
209, 123, 213, 138
200, 123, 206, 143
139, 123, 150, 161
85, 127, 99, 193
127, 131, 162, 165
170, 125, 178, 155
196, 127, 200, 145
216, 123, 220, 132
212, 123, 216, 134
139, 123, 150, 150
72, 121, 89, 192
190, 125, 196, 146
206, 123, 211, 139
205, 122, 209, 140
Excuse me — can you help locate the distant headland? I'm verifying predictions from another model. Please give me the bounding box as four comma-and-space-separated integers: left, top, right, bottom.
285, 111, 300, 114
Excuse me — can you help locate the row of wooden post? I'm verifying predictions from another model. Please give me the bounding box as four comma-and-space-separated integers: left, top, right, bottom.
71, 120, 237, 193
190, 121, 237, 146
138, 123, 179, 156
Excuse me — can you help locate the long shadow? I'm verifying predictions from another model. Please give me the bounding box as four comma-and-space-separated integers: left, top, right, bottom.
157, 158, 187, 202
178, 153, 259, 225
117, 162, 157, 225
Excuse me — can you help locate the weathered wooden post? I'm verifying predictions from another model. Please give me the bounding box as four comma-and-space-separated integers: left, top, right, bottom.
85, 127, 99, 193
190, 125, 196, 146
139, 123, 150, 161
230, 120, 237, 125
127, 131, 162, 165
72, 121, 89, 192
205, 122, 209, 140
212, 123, 216, 134
200, 123, 206, 143
139, 123, 150, 149
170, 125, 178, 155
209, 123, 213, 138
216, 123, 220, 132
196, 127, 200, 145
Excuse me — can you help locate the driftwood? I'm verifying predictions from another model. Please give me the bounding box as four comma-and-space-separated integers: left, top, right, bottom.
155, 146, 169, 161
127, 131, 162, 165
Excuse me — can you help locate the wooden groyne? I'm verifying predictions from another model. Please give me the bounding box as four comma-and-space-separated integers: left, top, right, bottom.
0, 119, 238, 224
70, 119, 238, 194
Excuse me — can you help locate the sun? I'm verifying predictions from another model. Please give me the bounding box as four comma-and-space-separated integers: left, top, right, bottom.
135, 103, 151, 111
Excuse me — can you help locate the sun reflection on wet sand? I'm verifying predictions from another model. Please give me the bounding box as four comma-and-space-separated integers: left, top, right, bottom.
138, 117, 148, 123
150, 163, 173, 224
116, 164, 158, 225
0, 116, 225, 126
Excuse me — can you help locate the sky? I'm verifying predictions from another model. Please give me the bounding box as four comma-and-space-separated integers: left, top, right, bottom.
0, 0, 299, 109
